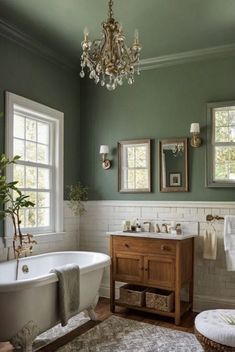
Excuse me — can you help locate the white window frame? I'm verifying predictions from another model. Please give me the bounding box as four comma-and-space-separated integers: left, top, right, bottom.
5, 92, 64, 238
207, 101, 235, 187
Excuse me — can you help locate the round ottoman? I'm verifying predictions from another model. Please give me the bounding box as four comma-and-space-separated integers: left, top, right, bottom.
195, 310, 235, 351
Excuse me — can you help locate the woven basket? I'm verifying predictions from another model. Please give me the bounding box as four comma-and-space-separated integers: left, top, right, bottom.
146, 288, 174, 312
195, 328, 235, 352
119, 284, 147, 307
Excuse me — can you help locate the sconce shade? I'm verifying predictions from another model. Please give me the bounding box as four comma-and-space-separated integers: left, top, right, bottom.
190, 123, 200, 133
100, 145, 109, 154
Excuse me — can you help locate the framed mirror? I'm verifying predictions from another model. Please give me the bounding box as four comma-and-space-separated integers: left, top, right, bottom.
159, 138, 188, 192
118, 139, 151, 193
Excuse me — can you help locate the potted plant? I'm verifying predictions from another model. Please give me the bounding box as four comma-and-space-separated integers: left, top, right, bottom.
0, 154, 37, 270
66, 182, 88, 216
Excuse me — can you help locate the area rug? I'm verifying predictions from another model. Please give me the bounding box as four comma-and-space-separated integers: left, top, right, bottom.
33, 312, 90, 351
57, 315, 204, 352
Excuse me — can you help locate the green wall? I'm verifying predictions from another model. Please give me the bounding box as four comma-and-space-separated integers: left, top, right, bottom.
0, 36, 80, 189
80, 56, 235, 200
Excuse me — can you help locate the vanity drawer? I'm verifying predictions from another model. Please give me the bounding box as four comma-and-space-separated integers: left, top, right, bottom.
112, 236, 176, 256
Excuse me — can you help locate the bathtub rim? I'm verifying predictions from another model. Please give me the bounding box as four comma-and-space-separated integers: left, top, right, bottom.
0, 251, 110, 293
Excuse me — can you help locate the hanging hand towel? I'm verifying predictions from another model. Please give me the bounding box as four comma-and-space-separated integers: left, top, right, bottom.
203, 230, 217, 260
224, 215, 235, 271
224, 215, 235, 250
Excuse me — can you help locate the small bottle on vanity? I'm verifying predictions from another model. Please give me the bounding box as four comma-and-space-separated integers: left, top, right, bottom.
136, 219, 142, 232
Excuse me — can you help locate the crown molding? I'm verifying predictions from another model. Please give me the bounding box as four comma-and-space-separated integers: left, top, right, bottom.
1, 17, 235, 74
0, 18, 77, 72
139, 43, 235, 71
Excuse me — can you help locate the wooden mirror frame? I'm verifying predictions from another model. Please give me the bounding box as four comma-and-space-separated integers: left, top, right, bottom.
118, 139, 151, 193
159, 138, 188, 192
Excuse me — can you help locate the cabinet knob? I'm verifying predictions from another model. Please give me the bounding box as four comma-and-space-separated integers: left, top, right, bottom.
144, 268, 148, 271
161, 244, 167, 251
124, 243, 129, 248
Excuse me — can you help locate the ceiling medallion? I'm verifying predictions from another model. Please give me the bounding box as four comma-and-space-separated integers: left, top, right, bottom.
80, 0, 141, 91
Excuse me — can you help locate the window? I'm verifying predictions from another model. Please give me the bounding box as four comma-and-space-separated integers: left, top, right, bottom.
207, 101, 235, 187
118, 139, 151, 192
5, 92, 64, 235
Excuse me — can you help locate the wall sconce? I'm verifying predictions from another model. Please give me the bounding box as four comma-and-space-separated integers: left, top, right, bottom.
190, 123, 202, 148
99, 145, 111, 170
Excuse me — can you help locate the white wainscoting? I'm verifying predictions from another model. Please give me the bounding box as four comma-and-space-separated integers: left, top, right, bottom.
80, 200, 235, 312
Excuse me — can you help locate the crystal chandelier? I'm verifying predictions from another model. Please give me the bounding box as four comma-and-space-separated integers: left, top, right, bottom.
80, 0, 141, 91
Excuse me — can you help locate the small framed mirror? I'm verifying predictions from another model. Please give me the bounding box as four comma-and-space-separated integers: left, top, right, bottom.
159, 138, 188, 192
118, 139, 151, 193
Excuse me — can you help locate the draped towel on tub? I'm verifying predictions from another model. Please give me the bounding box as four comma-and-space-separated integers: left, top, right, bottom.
50, 264, 80, 326
224, 216, 235, 271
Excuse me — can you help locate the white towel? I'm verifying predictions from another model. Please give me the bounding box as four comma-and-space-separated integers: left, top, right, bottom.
203, 230, 217, 260
225, 251, 235, 271
50, 264, 80, 326
224, 216, 235, 251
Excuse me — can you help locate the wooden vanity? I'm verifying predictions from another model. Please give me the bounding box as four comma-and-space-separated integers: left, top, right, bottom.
108, 232, 197, 325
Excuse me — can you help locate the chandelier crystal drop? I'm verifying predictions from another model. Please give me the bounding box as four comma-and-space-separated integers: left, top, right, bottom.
80, 0, 141, 91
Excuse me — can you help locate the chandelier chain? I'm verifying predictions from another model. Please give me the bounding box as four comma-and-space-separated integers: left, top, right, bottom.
108, 0, 114, 19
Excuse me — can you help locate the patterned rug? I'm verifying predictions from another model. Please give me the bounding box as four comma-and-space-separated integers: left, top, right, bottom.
33, 312, 90, 351
57, 315, 204, 352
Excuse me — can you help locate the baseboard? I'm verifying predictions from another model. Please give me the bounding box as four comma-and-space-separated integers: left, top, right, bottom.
193, 295, 235, 312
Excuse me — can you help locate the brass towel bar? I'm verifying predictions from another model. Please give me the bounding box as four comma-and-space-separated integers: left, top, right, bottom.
206, 214, 224, 222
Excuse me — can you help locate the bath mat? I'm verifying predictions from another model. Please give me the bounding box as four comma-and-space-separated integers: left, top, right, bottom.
57, 315, 203, 352
33, 312, 90, 351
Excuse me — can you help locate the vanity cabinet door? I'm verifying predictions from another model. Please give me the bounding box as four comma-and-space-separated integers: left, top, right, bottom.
144, 255, 175, 289
113, 252, 144, 283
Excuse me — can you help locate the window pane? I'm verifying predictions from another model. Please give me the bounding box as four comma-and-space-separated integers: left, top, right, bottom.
14, 164, 25, 188
25, 141, 36, 162
215, 110, 229, 126
37, 144, 49, 164
215, 147, 229, 163
229, 110, 235, 125
26, 118, 36, 141
26, 191, 37, 205
25, 166, 37, 188
14, 139, 25, 159
38, 208, 49, 227
127, 169, 135, 189
38, 168, 50, 189
136, 169, 148, 189
14, 114, 25, 139
38, 192, 50, 207
19, 209, 25, 228
215, 127, 229, 142
37, 122, 49, 145
135, 146, 147, 167
229, 126, 235, 142
229, 163, 235, 180
127, 146, 135, 168
25, 208, 36, 227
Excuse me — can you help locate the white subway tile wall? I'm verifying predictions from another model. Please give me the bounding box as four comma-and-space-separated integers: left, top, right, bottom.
80, 201, 235, 312
1, 200, 234, 312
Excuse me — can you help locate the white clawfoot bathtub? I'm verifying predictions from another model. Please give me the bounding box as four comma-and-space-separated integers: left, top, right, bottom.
0, 251, 110, 344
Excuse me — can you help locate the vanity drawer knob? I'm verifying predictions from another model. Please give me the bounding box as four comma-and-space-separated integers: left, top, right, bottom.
161, 245, 167, 251
124, 243, 129, 248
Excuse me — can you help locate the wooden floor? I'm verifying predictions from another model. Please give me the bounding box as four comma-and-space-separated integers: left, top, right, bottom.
39, 297, 197, 351
0, 298, 197, 352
